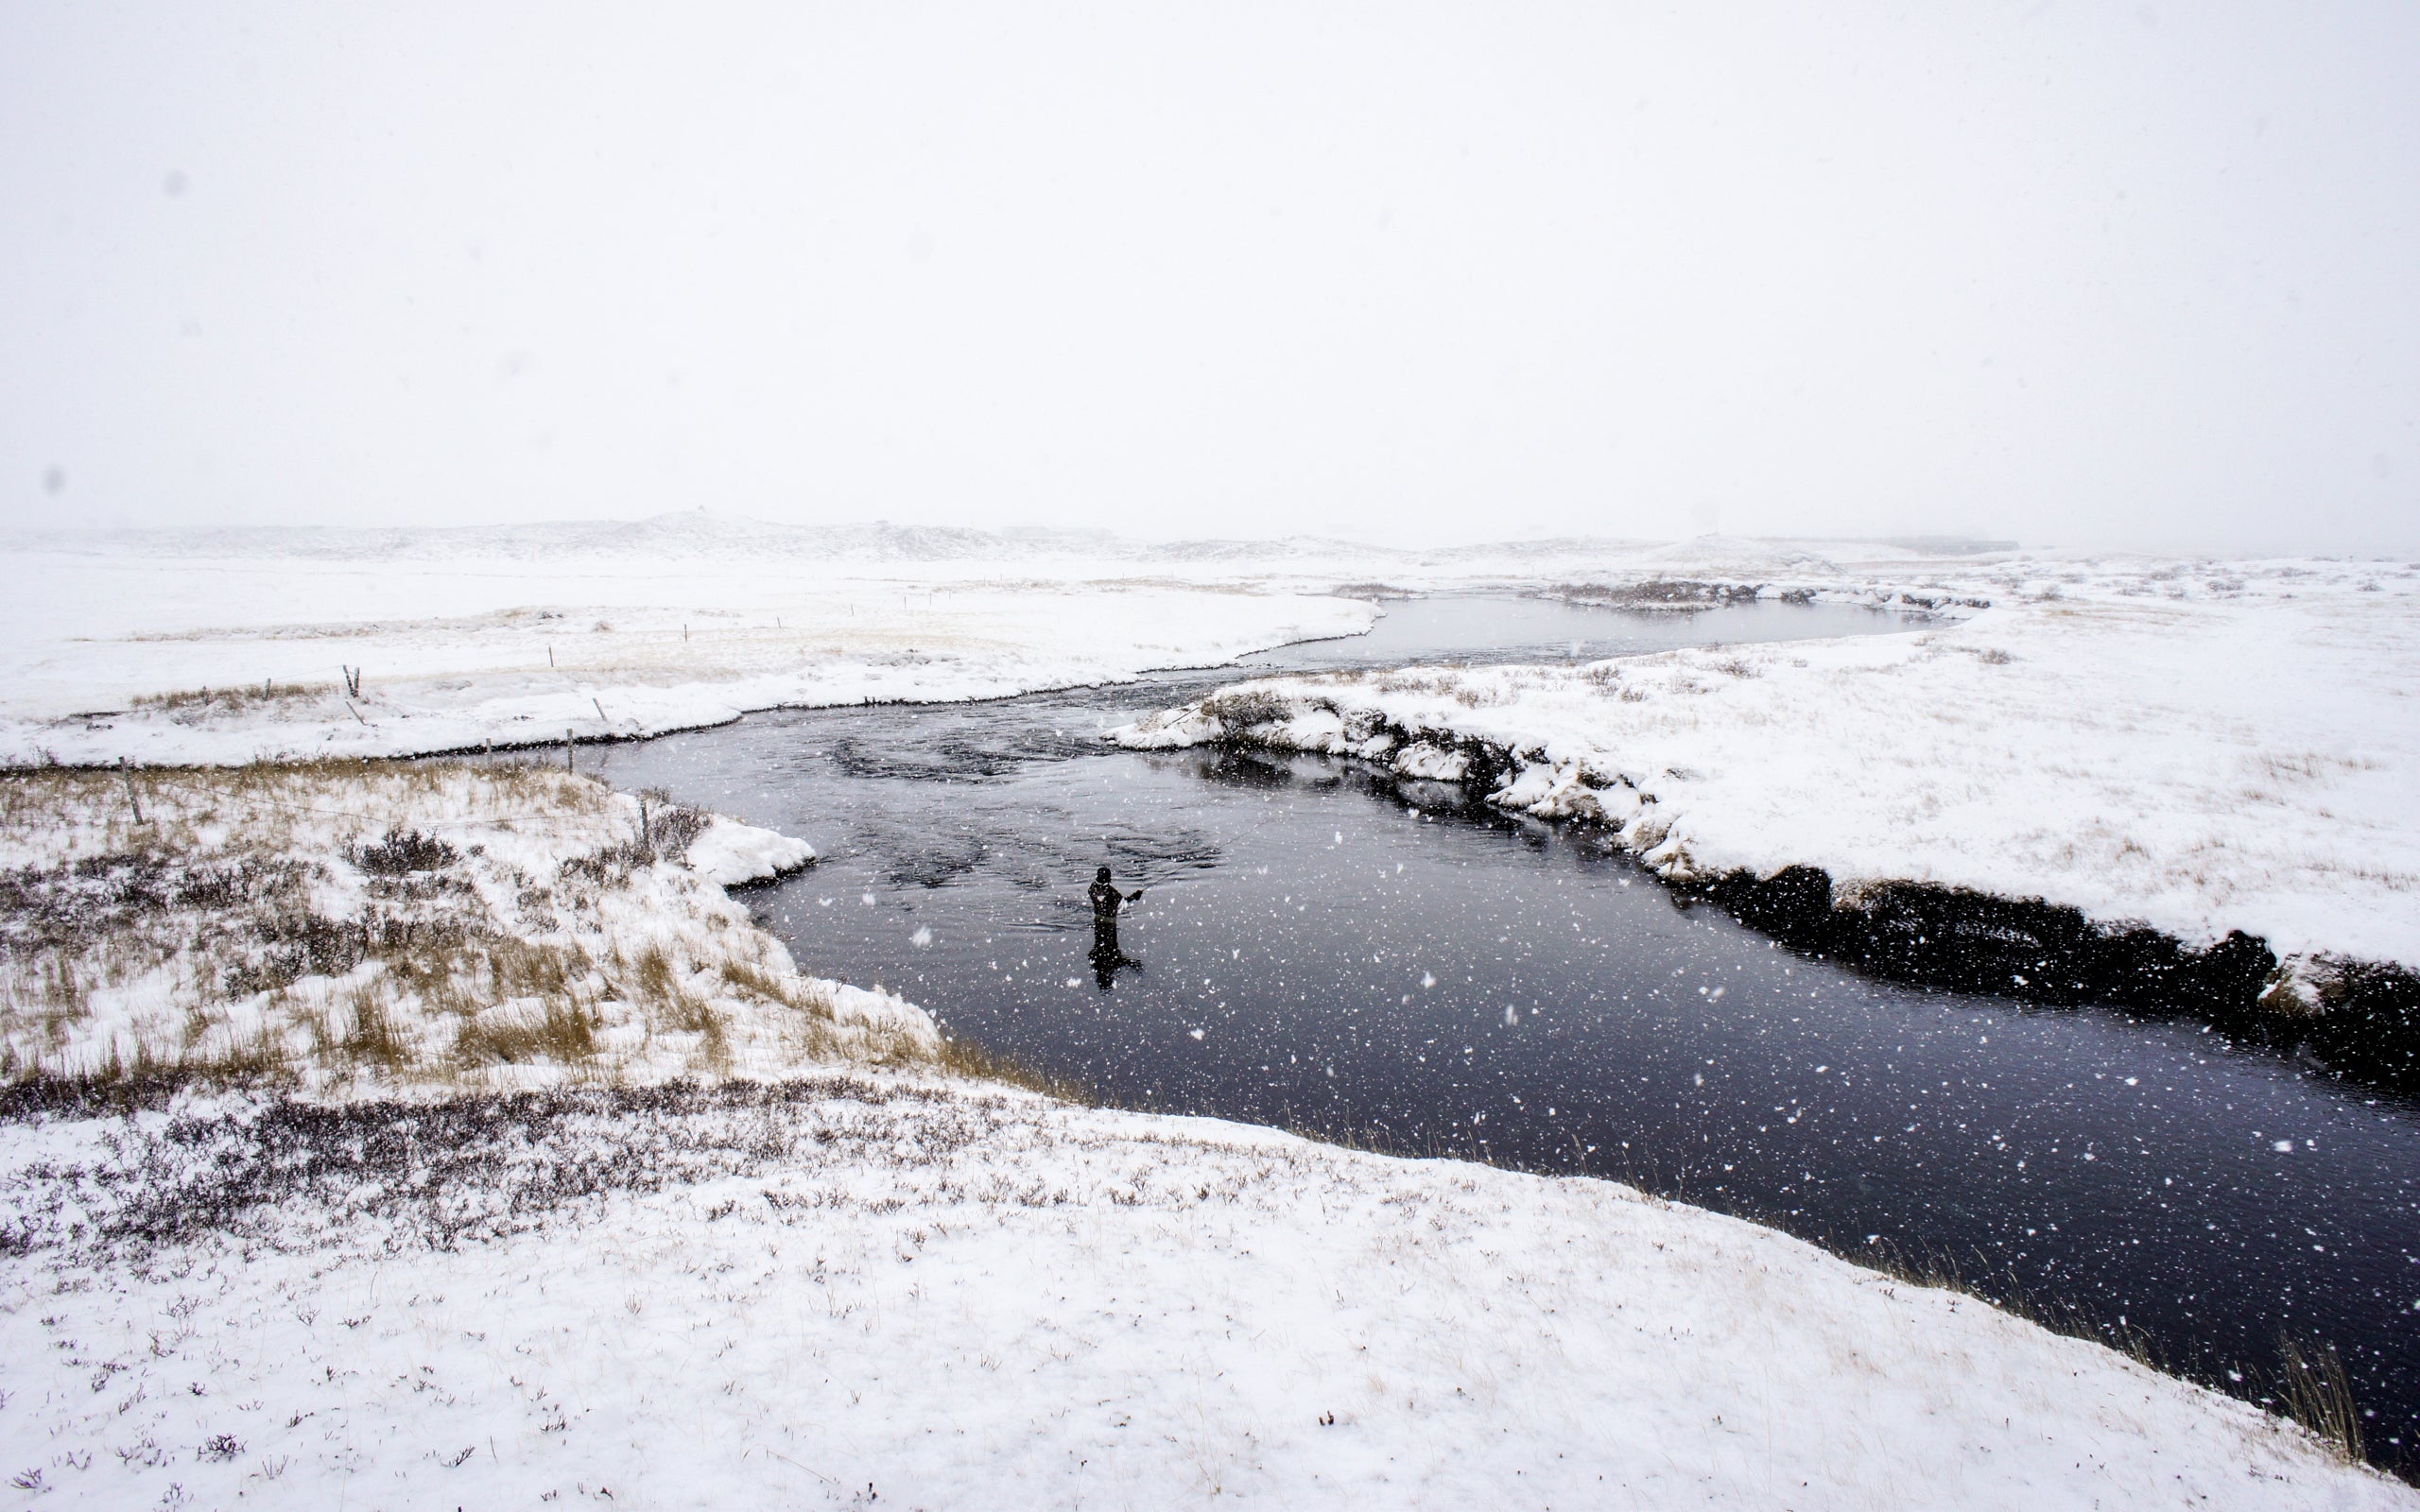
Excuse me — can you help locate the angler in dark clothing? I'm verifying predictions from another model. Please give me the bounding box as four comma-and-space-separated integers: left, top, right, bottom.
1088, 865, 1144, 989
1089, 866, 1143, 921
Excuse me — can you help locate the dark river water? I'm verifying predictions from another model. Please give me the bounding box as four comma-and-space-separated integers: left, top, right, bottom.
585, 595, 2420, 1464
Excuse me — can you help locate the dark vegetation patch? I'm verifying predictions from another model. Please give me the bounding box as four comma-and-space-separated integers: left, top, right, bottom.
1549, 579, 1765, 610
554, 789, 712, 887
0, 853, 314, 953
354, 827, 458, 874
1703, 866, 2276, 1012
638, 788, 709, 857
221, 910, 371, 996
1545, 580, 1988, 613
0, 1078, 982, 1262
1689, 866, 2420, 1091
2284, 960, 2420, 1085
0, 834, 501, 1007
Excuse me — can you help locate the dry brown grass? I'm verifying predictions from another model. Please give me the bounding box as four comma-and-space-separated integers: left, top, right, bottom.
129, 681, 326, 716
0, 757, 609, 862
934, 1033, 1094, 1104
2275, 1336, 2364, 1464
337, 981, 413, 1073
454, 998, 599, 1068
0, 759, 941, 1090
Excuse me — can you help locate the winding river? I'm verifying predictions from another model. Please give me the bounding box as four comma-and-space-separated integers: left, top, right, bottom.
586, 595, 2420, 1463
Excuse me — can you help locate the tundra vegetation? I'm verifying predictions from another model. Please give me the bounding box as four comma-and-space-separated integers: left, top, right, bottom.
0, 760, 937, 1091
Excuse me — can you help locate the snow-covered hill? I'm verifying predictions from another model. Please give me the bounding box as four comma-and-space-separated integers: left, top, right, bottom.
1, 1079, 2402, 1510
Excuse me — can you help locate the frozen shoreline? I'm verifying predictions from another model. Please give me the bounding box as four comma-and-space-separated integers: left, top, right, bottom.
1113, 558, 2420, 992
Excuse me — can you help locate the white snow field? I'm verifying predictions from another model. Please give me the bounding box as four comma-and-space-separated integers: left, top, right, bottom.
0, 525, 1380, 766
1114, 557, 2420, 979
6, 522, 2417, 1505
0, 517, 2079, 770
0, 1082, 2406, 1511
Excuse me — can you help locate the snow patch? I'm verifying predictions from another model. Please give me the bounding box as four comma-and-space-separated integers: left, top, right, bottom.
683, 816, 816, 885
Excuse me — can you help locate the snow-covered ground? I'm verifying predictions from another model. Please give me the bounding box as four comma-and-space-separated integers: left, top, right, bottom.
1114, 557, 2420, 978
0, 762, 934, 1090
0, 516, 2100, 769
0, 1080, 2404, 1511
0, 527, 1379, 765
7, 520, 2417, 1503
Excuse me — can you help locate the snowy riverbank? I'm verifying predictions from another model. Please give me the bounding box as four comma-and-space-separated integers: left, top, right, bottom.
0, 756, 2406, 1506
0, 534, 1378, 766
1113, 558, 2420, 992
7, 524, 2417, 1503
0, 761, 935, 1089
1, 1078, 2406, 1510
0, 515, 2201, 770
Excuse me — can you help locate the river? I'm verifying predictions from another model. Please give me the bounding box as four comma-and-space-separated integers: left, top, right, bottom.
584, 593, 2420, 1463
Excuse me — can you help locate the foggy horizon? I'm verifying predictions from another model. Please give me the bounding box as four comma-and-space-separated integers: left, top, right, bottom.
6, 4, 2418, 556
0, 502, 2268, 561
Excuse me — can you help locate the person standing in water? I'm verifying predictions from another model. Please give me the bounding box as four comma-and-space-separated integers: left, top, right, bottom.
1088, 865, 1144, 988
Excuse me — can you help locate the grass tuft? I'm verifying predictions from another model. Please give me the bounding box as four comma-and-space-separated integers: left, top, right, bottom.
2274, 1335, 2364, 1464
455, 999, 598, 1068
934, 1034, 1093, 1103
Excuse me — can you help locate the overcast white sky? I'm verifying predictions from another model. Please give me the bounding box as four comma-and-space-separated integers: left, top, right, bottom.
3, 3, 2416, 551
